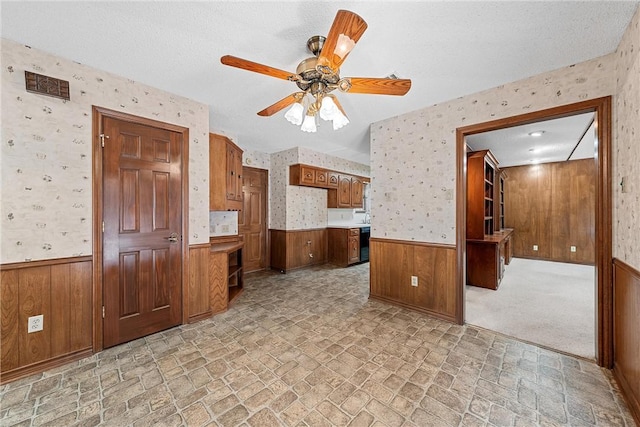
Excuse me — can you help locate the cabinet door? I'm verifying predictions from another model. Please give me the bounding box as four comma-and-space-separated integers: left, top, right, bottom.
351, 177, 363, 209
338, 176, 352, 207
234, 147, 243, 201
348, 233, 360, 264
226, 144, 237, 201
328, 172, 339, 188
300, 166, 316, 186
315, 170, 328, 186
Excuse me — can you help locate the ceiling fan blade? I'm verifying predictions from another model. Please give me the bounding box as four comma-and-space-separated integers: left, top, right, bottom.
316, 10, 368, 74
221, 55, 296, 81
257, 92, 305, 117
341, 77, 412, 96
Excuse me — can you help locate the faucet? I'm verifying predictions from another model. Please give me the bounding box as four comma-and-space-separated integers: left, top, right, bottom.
364, 212, 371, 224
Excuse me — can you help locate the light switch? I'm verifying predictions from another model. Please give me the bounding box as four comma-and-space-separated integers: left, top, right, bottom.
533, 245, 538, 251
570, 246, 577, 252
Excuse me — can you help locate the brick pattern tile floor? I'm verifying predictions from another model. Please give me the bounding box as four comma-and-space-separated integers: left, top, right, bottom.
0, 263, 635, 426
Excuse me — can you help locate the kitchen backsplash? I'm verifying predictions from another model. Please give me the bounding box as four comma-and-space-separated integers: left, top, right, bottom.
209, 211, 238, 236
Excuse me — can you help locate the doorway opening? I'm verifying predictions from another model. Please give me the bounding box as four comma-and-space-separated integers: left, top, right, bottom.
455, 97, 612, 367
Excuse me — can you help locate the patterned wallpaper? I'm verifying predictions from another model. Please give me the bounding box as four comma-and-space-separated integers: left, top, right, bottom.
613, 6, 640, 270
0, 39, 210, 263
269, 146, 370, 230
242, 149, 270, 170
371, 53, 616, 244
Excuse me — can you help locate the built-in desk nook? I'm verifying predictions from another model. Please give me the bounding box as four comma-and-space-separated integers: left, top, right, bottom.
467, 229, 513, 290
209, 241, 244, 313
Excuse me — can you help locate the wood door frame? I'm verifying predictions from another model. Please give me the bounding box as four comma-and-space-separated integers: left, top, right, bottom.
455, 96, 613, 367
92, 106, 190, 351
240, 166, 270, 271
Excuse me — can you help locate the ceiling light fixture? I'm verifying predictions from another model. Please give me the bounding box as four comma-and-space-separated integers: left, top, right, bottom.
528, 130, 545, 137
281, 36, 350, 133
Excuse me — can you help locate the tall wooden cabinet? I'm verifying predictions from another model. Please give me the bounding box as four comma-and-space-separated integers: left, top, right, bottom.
467, 150, 499, 239
466, 149, 513, 290
210, 133, 243, 211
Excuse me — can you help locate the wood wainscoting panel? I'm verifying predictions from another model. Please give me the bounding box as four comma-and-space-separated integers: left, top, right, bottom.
504, 158, 595, 264
0, 256, 93, 384
269, 229, 328, 273
612, 258, 640, 426
188, 244, 212, 322
370, 238, 457, 322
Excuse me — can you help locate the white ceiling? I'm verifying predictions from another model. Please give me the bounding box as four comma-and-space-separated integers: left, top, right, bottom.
2, 1, 638, 165
466, 112, 596, 168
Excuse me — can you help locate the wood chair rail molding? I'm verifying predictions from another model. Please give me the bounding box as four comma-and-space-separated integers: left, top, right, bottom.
456, 96, 612, 367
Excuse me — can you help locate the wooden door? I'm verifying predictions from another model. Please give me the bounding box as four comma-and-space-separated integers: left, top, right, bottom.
102, 117, 183, 348
239, 167, 268, 273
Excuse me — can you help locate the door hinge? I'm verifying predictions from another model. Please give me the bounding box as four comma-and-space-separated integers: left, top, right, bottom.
99, 133, 109, 147
102, 221, 105, 233
102, 306, 105, 318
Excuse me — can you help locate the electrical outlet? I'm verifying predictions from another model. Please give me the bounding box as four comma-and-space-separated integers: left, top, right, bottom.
570, 246, 577, 253
221, 224, 230, 233
411, 276, 418, 287
533, 245, 538, 251
28, 315, 43, 333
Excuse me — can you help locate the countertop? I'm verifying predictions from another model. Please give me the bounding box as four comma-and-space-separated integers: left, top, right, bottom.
327, 223, 371, 229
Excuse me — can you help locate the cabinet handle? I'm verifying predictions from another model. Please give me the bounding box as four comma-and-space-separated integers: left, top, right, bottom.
230, 171, 234, 176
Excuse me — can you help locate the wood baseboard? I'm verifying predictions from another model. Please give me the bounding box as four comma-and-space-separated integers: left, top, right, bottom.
0, 348, 92, 385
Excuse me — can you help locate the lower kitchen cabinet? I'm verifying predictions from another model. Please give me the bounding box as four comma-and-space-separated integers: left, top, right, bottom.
269, 229, 327, 272
328, 228, 361, 267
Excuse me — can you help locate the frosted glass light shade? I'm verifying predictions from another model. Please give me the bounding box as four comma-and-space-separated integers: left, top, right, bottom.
284, 102, 304, 126
332, 111, 349, 130
301, 114, 317, 132
319, 96, 338, 121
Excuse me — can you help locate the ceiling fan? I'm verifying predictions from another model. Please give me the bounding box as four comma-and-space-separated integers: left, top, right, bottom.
220, 9, 412, 132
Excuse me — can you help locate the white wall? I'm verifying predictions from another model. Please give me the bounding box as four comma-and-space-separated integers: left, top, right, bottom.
0, 39, 210, 263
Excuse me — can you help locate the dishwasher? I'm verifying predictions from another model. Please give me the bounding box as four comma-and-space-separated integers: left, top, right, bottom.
359, 227, 370, 262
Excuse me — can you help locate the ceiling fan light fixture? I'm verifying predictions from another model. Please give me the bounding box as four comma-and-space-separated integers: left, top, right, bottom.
284, 102, 304, 125
301, 113, 317, 133
332, 111, 349, 130
319, 96, 338, 121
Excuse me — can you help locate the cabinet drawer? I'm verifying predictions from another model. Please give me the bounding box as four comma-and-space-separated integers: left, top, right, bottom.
349, 228, 360, 236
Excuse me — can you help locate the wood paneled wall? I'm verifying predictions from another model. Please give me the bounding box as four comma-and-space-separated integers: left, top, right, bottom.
612, 259, 640, 426
504, 158, 595, 264
369, 238, 457, 323
269, 229, 328, 273
188, 244, 212, 322
1, 257, 93, 384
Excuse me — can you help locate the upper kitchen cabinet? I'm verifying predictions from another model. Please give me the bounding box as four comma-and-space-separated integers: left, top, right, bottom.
328, 175, 364, 209
210, 133, 243, 211
289, 164, 339, 189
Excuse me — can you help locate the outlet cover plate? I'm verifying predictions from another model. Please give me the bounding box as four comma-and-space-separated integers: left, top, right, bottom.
533, 245, 539, 251
411, 276, 418, 287
28, 314, 43, 333
570, 246, 577, 252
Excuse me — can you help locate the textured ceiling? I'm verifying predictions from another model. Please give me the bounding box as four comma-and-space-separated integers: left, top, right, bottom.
2, 1, 638, 164
466, 112, 595, 168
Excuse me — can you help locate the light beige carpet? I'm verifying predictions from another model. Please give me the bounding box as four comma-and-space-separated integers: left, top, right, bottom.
465, 257, 595, 359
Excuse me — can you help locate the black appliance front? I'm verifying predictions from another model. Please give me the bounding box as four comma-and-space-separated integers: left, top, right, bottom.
360, 227, 370, 262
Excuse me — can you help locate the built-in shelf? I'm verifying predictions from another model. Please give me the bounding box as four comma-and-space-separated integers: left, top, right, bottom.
210, 241, 244, 313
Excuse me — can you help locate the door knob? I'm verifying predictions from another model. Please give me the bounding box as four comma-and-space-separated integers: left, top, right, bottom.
165, 233, 179, 243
